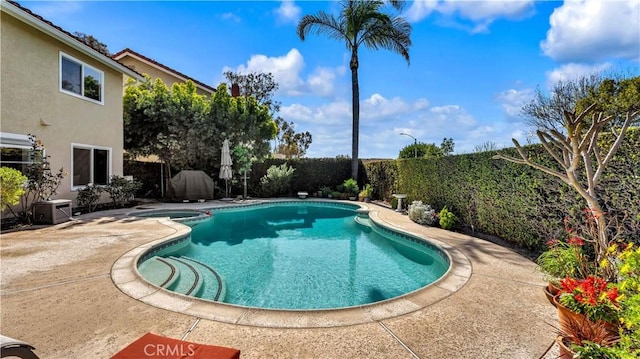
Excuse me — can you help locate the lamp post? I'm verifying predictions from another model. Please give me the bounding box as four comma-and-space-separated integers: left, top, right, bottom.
400, 132, 417, 158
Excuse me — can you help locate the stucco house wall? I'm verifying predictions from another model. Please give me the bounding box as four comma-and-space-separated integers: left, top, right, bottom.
0, 0, 142, 210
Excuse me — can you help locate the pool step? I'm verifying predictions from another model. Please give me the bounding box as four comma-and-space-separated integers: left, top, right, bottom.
137, 256, 179, 289
164, 257, 203, 296
174, 256, 226, 302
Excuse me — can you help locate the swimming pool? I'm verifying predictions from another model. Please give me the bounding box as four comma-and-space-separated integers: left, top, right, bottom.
137, 201, 450, 310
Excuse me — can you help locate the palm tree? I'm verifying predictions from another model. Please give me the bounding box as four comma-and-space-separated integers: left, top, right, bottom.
297, 0, 411, 181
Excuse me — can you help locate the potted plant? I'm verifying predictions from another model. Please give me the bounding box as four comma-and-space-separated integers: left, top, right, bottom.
555, 275, 621, 340
342, 178, 359, 201
320, 186, 331, 198
537, 215, 595, 305
359, 184, 373, 202
537, 238, 591, 305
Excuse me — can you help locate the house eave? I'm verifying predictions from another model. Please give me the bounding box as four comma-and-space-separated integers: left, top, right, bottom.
1, 0, 144, 81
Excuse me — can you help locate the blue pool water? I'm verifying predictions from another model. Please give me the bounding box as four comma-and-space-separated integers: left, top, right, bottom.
145, 202, 449, 310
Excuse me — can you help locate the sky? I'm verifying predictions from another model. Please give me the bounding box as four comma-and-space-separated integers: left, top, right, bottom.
22, 0, 640, 158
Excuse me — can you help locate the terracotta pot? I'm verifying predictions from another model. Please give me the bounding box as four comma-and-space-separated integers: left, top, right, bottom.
556, 336, 574, 359
548, 281, 562, 295
543, 283, 560, 307
553, 295, 619, 338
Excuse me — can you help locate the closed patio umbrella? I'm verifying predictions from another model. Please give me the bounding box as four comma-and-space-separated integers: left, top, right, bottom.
219, 139, 233, 198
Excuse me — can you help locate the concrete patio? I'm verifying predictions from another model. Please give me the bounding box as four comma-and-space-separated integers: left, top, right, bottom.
0, 201, 558, 358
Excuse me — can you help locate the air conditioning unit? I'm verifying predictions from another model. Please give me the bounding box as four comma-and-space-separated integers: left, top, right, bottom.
32, 200, 72, 224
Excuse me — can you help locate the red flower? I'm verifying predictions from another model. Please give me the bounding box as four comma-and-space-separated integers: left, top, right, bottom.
558, 275, 620, 322
546, 239, 559, 247
567, 236, 584, 246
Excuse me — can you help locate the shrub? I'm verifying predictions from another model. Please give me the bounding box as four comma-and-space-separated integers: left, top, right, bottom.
104, 176, 142, 207
439, 206, 457, 230
15, 135, 66, 222
342, 178, 359, 195
260, 163, 295, 197
408, 201, 436, 225
0, 167, 27, 211
76, 183, 102, 212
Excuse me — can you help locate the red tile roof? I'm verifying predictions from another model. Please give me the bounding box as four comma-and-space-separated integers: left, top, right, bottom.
112, 48, 217, 94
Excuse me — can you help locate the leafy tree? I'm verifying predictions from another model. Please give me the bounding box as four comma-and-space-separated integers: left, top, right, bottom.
495, 74, 640, 281
274, 117, 312, 158
123, 78, 276, 197
522, 74, 640, 132
398, 142, 443, 159
223, 71, 281, 113
0, 167, 27, 211
223, 71, 312, 157
298, 0, 412, 181
73, 32, 110, 56
440, 137, 455, 156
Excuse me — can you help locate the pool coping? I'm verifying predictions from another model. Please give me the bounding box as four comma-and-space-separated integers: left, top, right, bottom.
110, 201, 472, 328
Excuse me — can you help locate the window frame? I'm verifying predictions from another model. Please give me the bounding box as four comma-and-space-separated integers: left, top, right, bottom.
0, 132, 35, 174
71, 143, 112, 190
59, 52, 104, 105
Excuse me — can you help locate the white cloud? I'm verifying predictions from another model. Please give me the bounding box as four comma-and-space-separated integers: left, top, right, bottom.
281, 93, 530, 158
405, 0, 534, 32
223, 49, 345, 97
541, 0, 640, 62
545, 62, 612, 88
274, 0, 301, 24
307, 67, 338, 97
223, 49, 305, 96
404, 0, 439, 23
496, 88, 534, 118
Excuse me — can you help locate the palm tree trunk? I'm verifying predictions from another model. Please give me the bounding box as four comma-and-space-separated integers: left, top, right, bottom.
350, 49, 360, 181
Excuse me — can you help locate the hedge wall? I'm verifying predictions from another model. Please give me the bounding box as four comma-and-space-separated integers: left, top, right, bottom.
388, 128, 640, 251
246, 158, 356, 197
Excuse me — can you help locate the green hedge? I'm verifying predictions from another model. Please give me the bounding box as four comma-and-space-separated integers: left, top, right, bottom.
371, 128, 640, 251
246, 158, 355, 196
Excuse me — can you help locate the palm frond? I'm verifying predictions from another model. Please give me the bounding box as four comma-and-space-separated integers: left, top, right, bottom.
297, 12, 348, 44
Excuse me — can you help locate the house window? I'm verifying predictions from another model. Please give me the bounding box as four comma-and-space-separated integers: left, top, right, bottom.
0, 132, 34, 174
72, 144, 110, 187
60, 52, 103, 104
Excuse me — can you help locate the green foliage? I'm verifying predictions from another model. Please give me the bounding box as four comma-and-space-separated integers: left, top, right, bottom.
320, 186, 331, 197
342, 178, 359, 195
0, 167, 27, 211
386, 128, 640, 250
536, 242, 583, 281
76, 183, 102, 212
104, 176, 142, 207
123, 78, 276, 188
260, 163, 296, 197
440, 138, 455, 156
248, 158, 353, 196
274, 117, 312, 159
399, 142, 443, 159
362, 160, 398, 201
439, 207, 457, 230
10, 135, 67, 222
611, 244, 640, 355
359, 184, 373, 198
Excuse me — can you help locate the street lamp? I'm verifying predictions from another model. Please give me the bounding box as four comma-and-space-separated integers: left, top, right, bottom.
400, 132, 417, 158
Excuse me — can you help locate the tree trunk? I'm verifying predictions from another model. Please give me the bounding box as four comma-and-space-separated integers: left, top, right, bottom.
350, 49, 360, 182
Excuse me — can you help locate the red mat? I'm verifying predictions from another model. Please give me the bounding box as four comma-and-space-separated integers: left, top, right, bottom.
111, 332, 240, 359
